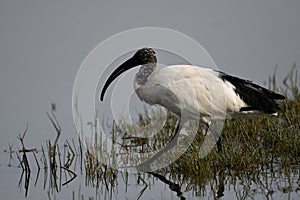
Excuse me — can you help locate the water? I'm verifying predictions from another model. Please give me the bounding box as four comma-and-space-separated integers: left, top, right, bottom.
1, 147, 300, 200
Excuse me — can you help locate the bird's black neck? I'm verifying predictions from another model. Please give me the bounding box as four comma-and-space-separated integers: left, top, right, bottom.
135, 63, 156, 86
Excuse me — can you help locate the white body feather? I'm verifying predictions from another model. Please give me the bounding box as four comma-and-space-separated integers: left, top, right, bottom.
134, 65, 261, 123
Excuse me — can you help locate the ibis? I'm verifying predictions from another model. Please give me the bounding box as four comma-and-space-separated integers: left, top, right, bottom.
100, 48, 285, 169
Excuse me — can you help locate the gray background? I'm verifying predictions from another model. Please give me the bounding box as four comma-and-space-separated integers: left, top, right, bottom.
0, 0, 299, 148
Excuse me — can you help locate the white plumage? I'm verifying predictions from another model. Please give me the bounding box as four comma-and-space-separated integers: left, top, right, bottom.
135, 65, 251, 123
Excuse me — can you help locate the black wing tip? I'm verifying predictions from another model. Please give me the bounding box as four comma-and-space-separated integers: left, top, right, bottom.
218, 71, 285, 114
240, 107, 256, 112
218, 71, 285, 99
275, 93, 285, 100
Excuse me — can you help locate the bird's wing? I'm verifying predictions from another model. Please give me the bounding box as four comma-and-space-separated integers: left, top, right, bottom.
217, 71, 285, 114
136, 65, 247, 120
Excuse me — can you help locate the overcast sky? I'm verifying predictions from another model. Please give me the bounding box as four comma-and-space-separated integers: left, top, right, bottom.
0, 1, 299, 147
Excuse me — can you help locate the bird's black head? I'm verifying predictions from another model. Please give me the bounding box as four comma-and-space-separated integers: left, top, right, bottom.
100, 48, 157, 101
132, 48, 157, 65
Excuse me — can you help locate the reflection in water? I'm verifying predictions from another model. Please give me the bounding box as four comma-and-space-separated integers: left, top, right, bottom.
3, 135, 300, 200
149, 172, 186, 200
4, 119, 300, 200
15, 121, 78, 197
12, 156, 300, 200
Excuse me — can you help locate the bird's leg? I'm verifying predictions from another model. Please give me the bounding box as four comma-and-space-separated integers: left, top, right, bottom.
205, 122, 222, 152
203, 126, 209, 136
216, 136, 222, 152
137, 118, 184, 171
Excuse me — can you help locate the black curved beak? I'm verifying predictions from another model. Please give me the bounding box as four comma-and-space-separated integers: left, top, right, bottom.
100, 56, 139, 101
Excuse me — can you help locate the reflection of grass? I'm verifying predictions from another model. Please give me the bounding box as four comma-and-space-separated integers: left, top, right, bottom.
15, 110, 79, 197
12, 66, 300, 199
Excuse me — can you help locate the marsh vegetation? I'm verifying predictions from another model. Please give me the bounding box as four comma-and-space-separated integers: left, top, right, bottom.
2, 65, 300, 199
